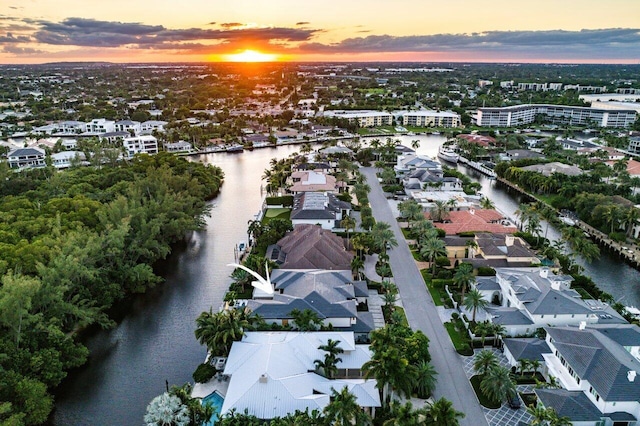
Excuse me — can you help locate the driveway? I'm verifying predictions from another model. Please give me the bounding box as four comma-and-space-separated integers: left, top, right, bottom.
361, 167, 488, 426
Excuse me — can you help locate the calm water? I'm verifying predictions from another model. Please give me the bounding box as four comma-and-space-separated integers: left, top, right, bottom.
53, 136, 640, 425
53, 145, 302, 426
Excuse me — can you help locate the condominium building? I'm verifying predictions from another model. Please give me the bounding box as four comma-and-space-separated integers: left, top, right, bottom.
401, 111, 461, 128
473, 104, 636, 128
323, 110, 393, 127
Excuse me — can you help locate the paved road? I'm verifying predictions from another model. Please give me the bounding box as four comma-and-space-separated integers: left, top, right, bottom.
362, 167, 488, 426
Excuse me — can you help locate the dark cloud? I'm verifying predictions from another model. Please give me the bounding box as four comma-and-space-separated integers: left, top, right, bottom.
0, 33, 31, 43
296, 22, 310, 26
3, 45, 42, 54
207, 22, 216, 25
219, 22, 243, 29
298, 28, 640, 59
23, 17, 318, 48
356, 30, 370, 33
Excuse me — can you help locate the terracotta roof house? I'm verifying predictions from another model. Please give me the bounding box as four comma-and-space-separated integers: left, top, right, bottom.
266, 224, 353, 270
290, 193, 352, 231
426, 208, 517, 235
533, 324, 640, 425
479, 268, 626, 337
211, 332, 380, 420
457, 134, 496, 147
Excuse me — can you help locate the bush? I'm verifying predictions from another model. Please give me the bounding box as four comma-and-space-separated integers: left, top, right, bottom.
609, 231, 626, 242
436, 228, 447, 237
435, 256, 451, 267
337, 192, 352, 203
457, 231, 475, 237
477, 266, 496, 276
265, 195, 293, 207
193, 363, 217, 383
436, 270, 453, 279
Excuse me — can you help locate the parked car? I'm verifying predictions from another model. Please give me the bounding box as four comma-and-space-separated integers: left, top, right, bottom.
507, 393, 521, 409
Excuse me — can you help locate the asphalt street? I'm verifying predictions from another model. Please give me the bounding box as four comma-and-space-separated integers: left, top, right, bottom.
362, 167, 488, 426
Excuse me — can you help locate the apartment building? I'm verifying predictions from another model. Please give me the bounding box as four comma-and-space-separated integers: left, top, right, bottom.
323, 110, 393, 127
401, 111, 461, 128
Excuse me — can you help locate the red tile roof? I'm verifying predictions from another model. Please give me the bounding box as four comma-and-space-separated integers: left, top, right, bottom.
426, 209, 517, 235
457, 134, 496, 147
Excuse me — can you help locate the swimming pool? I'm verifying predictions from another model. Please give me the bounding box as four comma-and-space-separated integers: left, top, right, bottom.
201, 391, 224, 426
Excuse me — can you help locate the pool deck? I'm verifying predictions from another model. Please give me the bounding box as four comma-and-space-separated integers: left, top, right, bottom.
192, 374, 230, 399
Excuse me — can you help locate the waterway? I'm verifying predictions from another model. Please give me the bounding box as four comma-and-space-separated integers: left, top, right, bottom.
53, 145, 302, 426
54, 135, 640, 425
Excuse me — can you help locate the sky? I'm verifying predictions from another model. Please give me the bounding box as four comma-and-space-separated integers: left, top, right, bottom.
1, 0, 639, 64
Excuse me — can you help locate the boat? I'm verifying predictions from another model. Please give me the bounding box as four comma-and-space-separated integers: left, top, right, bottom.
558, 215, 576, 226
236, 241, 247, 261
624, 306, 640, 320
226, 144, 244, 153
437, 146, 460, 163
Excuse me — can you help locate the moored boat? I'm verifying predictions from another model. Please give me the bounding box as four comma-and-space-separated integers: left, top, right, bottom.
437, 146, 459, 163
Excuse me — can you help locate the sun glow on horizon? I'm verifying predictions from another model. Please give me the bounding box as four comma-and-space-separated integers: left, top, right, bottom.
223, 49, 277, 62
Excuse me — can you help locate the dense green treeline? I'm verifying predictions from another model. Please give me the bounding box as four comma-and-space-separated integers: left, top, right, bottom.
0, 153, 223, 425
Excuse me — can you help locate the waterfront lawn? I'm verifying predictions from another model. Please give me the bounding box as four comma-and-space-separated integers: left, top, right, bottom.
575, 287, 594, 299
262, 208, 291, 224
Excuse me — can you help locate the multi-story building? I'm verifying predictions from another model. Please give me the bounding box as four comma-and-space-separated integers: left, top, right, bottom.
123, 135, 158, 158
401, 111, 461, 128
473, 104, 636, 128
7, 147, 46, 169
628, 137, 640, 156
86, 118, 116, 134
323, 110, 393, 127
114, 120, 141, 135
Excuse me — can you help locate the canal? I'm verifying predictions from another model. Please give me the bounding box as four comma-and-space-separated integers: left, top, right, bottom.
54, 135, 640, 425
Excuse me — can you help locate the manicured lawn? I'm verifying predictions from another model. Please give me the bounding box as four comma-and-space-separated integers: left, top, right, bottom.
422, 269, 444, 306
264, 208, 290, 218
514, 372, 546, 385
444, 322, 473, 355
401, 228, 411, 238
470, 375, 502, 409
574, 287, 593, 299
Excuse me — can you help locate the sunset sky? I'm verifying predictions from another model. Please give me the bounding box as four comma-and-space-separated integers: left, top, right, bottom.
1, 0, 639, 64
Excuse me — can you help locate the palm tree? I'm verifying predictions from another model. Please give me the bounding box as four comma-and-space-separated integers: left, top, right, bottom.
319, 339, 344, 359
518, 358, 531, 377
424, 398, 465, 426
479, 197, 495, 210
289, 308, 323, 331
362, 347, 417, 404
420, 237, 448, 277
430, 200, 450, 222
398, 199, 423, 227
230, 267, 251, 293
624, 207, 640, 237
340, 215, 356, 248
411, 139, 421, 151
383, 291, 398, 309
474, 321, 493, 347
383, 401, 426, 426
414, 361, 438, 399
195, 308, 252, 356
480, 365, 516, 404
370, 222, 398, 255
473, 349, 499, 376
464, 288, 488, 322
527, 404, 550, 426
351, 256, 364, 280
144, 392, 190, 426
529, 359, 541, 376
453, 263, 474, 304
323, 386, 371, 426
491, 323, 507, 347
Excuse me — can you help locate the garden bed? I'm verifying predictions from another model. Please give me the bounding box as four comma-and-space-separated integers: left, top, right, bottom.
470, 375, 501, 409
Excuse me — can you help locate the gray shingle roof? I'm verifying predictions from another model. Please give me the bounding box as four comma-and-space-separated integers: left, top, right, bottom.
535, 389, 603, 421
503, 337, 551, 361
546, 325, 640, 402
486, 307, 534, 326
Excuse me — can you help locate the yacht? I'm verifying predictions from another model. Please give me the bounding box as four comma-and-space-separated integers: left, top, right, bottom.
437, 146, 459, 163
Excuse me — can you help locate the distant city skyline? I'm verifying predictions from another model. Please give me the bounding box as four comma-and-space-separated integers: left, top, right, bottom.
1, 0, 639, 64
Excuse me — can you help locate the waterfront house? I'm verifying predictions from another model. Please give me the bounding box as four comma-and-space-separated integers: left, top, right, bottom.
479, 268, 626, 337
7, 147, 45, 169
394, 154, 442, 178
267, 224, 353, 271
123, 135, 158, 158
51, 151, 86, 169
219, 331, 380, 420
288, 170, 345, 194
164, 141, 192, 153
444, 232, 538, 267
533, 324, 640, 425
427, 208, 517, 235
244, 269, 374, 339
290, 193, 351, 231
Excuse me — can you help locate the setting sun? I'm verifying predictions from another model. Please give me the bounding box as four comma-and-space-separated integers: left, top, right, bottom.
224, 49, 277, 62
